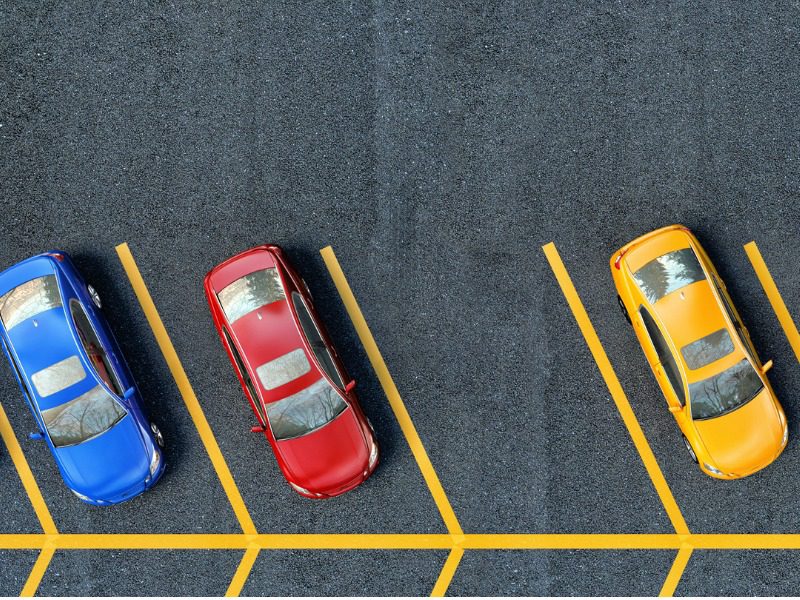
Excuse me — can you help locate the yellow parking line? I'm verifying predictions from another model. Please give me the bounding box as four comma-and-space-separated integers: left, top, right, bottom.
460, 533, 681, 550
115, 243, 257, 536
431, 547, 464, 597
0, 535, 48, 549
226, 546, 260, 597
53, 533, 250, 550
320, 246, 463, 537
744, 241, 800, 363
690, 534, 800, 549
542, 243, 689, 536
0, 404, 57, 534
8, 532, 800, 551
257, 533, 454, 549
659, 546, 693, 597
20, 545, 55, 597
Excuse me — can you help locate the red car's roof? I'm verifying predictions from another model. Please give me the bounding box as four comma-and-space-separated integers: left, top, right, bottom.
232, 299, 322, 404
206, 245, 321, 404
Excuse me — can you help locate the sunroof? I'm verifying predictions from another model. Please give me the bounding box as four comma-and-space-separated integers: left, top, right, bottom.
681, 329, 735, 370
256, 348, 311, 390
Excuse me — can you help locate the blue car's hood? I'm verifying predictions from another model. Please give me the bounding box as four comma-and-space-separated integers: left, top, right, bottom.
55, 414, 151, 501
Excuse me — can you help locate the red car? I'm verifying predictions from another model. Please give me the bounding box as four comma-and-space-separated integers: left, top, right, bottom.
204, 245, 379, 498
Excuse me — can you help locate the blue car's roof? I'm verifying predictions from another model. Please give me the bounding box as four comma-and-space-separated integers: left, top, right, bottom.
0, 253, 100, 409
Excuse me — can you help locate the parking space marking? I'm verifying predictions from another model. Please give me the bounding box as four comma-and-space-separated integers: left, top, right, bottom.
320, 246, 463, 538
431, 547, 465, 597
226, 546, 260, 597
0, 404, 57, 534
460, 534, 680, 549
744, 241, 800, 363
0, 400, 59, 596
543, 242, 692, 596
321, 246, 464, 596
8, 532, 800, 551
115, 243, 257, 537
542, 243, 689, 537
659, 546, 693, 597
20, 544, 56, 597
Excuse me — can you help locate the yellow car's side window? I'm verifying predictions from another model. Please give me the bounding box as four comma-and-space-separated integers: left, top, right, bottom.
712, 275, 759, 363
638, 305, 686, 407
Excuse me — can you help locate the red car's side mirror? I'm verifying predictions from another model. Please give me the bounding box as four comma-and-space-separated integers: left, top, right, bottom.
345, 380, 356, 393
251, 425, 265, 433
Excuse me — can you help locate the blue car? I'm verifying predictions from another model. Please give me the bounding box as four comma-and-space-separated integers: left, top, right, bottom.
0, 251, 165, 505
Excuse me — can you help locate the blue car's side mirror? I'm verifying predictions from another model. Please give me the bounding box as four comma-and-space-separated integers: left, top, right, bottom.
29, 431, 44, 441
123, 387, 136, 401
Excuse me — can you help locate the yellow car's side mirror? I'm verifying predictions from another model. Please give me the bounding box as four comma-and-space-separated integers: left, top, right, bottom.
668, 405, 682, 414
762, 359, 774, 373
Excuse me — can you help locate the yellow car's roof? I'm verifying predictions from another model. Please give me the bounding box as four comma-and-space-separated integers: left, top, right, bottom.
653, 280, 744, 384
621, 228, 747, 385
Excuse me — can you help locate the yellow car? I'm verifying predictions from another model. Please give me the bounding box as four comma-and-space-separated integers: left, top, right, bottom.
611, 225, 787, 479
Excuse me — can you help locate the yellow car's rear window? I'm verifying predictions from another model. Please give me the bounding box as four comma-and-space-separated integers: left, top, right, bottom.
633, 248, 705, 304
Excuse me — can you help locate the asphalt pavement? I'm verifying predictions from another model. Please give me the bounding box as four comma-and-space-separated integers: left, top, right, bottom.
2, 1, 800, 596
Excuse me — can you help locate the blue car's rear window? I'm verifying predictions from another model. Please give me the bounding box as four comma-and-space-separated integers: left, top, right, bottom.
0, 275, 62, 331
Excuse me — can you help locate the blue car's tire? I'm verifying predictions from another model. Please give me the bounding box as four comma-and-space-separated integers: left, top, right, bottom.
151, 423, 165, 448
88, 285, 102, 309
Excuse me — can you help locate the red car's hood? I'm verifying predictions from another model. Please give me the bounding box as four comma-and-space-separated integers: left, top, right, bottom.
277, 407, 368, 493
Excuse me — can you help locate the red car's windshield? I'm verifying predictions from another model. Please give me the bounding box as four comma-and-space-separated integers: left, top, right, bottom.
265, 377, 347, 440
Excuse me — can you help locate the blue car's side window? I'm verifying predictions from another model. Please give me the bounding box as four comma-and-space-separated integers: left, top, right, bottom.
5, 342, 33, 402
69, 300, 122, 396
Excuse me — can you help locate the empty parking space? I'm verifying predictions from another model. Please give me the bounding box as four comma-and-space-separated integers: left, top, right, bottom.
35, 550, 243, 597
240, 550, 448, 597
446, 550, 677, 596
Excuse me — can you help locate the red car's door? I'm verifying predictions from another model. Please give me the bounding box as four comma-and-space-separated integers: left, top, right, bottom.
220, 325, 268, 428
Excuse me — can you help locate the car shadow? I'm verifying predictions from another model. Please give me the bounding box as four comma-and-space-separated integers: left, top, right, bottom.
280, 244, 404, 471
68, 250, 189, 476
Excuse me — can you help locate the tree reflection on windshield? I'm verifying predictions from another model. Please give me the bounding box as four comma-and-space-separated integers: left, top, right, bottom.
41, 386, 127, 447
689, 359, 763, 420
266, 377, 347, 440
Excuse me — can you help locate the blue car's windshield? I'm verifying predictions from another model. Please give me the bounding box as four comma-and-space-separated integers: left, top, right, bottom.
41, 385, 127, 447
0, 275, 62, 331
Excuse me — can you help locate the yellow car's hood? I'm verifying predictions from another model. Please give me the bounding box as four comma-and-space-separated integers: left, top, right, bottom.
693, 388, 784, 475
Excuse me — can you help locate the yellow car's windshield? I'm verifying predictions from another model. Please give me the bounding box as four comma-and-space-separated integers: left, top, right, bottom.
689, 359, 763, 420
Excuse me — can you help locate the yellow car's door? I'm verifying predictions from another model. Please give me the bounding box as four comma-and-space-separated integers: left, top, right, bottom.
635, 303, 689, 427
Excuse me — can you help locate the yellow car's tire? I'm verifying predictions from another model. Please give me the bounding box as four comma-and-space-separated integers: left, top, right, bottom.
617, 295, 631, 325
682, 435, 698, 464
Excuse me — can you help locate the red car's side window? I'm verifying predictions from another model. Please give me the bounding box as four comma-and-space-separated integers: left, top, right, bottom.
222, 327, 266, 423
290, 292, 344, 389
